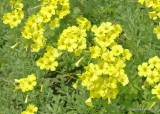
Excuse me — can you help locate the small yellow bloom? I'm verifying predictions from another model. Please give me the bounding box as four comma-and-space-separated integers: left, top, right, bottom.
118, 74, 129, 86
146, 70, 159, 85
85, 98, 94, 107
49, 18, 60, 30
148, 56, 160, 68
111, 45, 123, 56
153, 23, 160, 39
148, 11, 158, 20
89, 46, 101, 58
123, 49, 132, 60
36, 46, 59, 71
15, 74, 37, 92
21, 104, 38, 114
76, 17, 91, 31
138, 62, 151, 77
152, 83, 160, 99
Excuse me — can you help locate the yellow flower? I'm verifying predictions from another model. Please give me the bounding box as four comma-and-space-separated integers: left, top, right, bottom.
36, 46, 59, 71
14, 3, 24, 10
2, 13, 11, 24
85, 98, 94, 107
58, 0, 69, 5
15, 74, 37, 92
94, 28, 106, 37
112, 24, 122, 36
123, 49, 132, 60
101, 22, 113, 33
107, 65, 117, 76
148, 56, 160, 68
145, 0, 159, 8
21, 104, 38, 114
76, 17, 91, 31
95, 61, 108, 75
148, 11, 158, 20
2, 0, 24, 28
111, 45, 123, 56
89, 46, 101, 58
49, 18, 60, 30
3, 10, 24, 28
93, 22, 122, 49
39, 5, 56, 23
58, 26, 87, 55
138, 0, 145, 5
32, 34, 45, 45
152, 83, 160, 99
138, 62, 151, 77
31, 43, 41, 52
45, 59, 58, 71
36, 58, 46, 70
57, 3, 70, 19
26, 104, 38, 113
153, 22, 160, 39
91, 25, 98, 33
146, 70, 159, 85
75, 21, 130, 105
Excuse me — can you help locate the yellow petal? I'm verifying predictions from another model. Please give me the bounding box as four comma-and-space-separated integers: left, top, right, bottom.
85, 98, 94, 107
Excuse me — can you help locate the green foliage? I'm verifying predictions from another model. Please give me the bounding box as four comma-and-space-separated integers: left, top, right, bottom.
1, 0, 160, 114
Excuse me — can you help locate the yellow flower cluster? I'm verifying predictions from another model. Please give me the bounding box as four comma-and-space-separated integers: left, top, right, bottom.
138, 0, 160, 18
76, 17, 91, 31
58, 26, 87, 55
91, 22, 122, 50
138, 56, 160, 99
39, 0, 70, 19
2, 0, 24, 28
36, 17, 90, 71
21, 14, 46, 52
21, 0, 70, 52
138, 0, 159, 10
78, 22, 132, 106
138, 0, 160, 39
36, 46, 60, 71
14, 74, 37, 92
56, 0, 70, 19
21, 104, 38, 114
